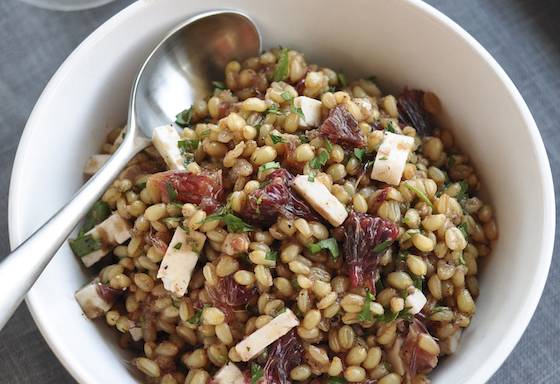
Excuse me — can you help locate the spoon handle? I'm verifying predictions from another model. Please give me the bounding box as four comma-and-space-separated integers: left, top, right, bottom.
0, 132, 149, 330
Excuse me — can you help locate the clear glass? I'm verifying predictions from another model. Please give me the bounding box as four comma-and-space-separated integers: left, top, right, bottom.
19, 0, 117, 11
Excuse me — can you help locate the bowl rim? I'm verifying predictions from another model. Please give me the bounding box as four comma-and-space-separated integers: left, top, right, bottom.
8, 1, 555, 383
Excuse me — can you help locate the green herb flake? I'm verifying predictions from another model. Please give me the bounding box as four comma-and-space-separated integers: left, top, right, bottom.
251, 363, 264, 384
166, 182, 178, 202
265, 250, 278, 261
175, 107, 193, 127
187, 308, 203, 325
178, 139, 200, 153
258, 161, 281, 174
281, 91, 305, 118
379, 156, 388, 161
203, 205, 254, 233
307, 238, 340, 259
413, 276, 424, 290
398, 249, 409, 262
266, 104, 283, 115
80, 201, 111, 235
405, 183, 434, 209
307, 172, 316, 182
353, 148, 366, 161
456, 180, 469, 201
385, 121, 397, 133
298, 134, 309, 143
324, 139, 333, 153
273, 48, 289, 81
457, 222, 469, 240
327, 377, 347, 384
199, 129, 211, 137
212, 80, 226, 90
337, 71, 348, 88
458, 253, 466, 266
69, 234, 102, 258
431, 306, 448, 314
358, 289, 375, 322
173, 242, 182, 250
281, 91, 292, 101
270, 134, 285, 144
309, 150, 329, 169
373, 239, 393, 254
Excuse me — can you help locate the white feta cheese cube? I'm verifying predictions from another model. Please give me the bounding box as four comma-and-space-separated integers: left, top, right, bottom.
440, 329, 462, 355
405, 287, 427, 315
81, 214, 131, 267
294, 96, 322, 127
213, 362, 246, 384
293, 175, 348, 226
74, 279, 117, 319
235, 309, 300, 361
371, 132, 414, 186
84, 154, 110, 177
157, 228, 206, 297
152, 125, 185, 171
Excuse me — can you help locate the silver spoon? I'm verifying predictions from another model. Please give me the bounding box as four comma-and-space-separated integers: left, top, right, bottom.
0, 10, 261, 330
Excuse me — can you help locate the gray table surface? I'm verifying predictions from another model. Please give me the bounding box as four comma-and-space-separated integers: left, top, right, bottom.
0, 0, 558, 383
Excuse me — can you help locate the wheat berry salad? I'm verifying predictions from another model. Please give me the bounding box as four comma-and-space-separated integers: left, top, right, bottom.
70, 47, 498, 384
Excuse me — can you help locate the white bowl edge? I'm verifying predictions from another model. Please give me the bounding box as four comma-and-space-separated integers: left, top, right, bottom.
8, 1, 555, 384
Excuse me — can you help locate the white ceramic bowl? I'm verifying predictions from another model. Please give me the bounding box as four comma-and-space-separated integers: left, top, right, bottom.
9, 1, 555, 383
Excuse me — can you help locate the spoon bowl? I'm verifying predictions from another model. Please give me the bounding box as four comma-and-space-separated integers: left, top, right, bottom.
131, 10, 261, 135
0, 10, 260, 330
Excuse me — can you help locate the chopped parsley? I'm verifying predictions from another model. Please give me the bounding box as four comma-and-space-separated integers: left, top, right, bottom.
353, 148, 366, 161
377, 308, 413, 323
175, 106, 193, 127
166, 182, 178, 202
309, 150, 329, 169
431, 306, 448, 314
337, 71, 348, 88
79, 201, 110, 236
69, 234, 102, 258
405, 182, 434, 209
456, 180, 469, 201
203, 206, 254, 233
324, 138, 333, 153
270, 133, 285, 144
413, 276, 424, 290
398, 249, 409, 262
307, 172, 316, 182
178, 139, 199, 167
266, 104, 283, 115
457, 222, 469, 240
373, 239, 393, 254
307, 238, 340, 259
173, 242, 182, 250
258, 161, 281, 174
280, 91, 305, 118
379, 156, 388, 161
212, 80, 226, 90
178, 139, 200, 152
265, 250, 278, 261
327, 377, 347, 384
385, 120, 397, 133
458, 253, 466, 266
273, 48, 289, 81
358, 289, 375, 322
250, 363, 264, 384
187, 308, 203, 325
298, 134, 309, 143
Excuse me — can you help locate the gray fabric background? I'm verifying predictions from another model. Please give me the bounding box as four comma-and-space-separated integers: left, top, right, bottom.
0, 0, 558, 382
